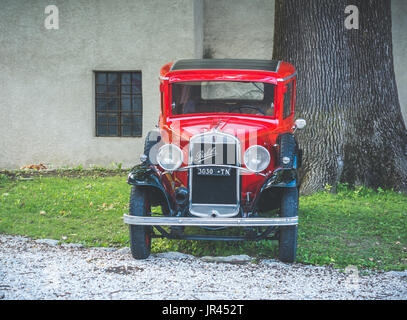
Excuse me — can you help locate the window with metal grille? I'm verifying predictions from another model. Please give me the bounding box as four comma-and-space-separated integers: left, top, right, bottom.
95, 71, 142, 137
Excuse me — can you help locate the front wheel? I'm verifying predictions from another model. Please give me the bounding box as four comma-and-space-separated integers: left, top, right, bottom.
278, 187, 298, 263
129, 186, 151, 259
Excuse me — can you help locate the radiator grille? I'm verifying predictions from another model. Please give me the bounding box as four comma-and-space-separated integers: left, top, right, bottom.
189, 132, 240, 217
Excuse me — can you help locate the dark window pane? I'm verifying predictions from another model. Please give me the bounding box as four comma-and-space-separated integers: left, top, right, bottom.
96, 98, 107, 111
97, 125, 108, 136
132, 96, 142, 112
121, 125, 131, 137
108, 73, 118, 85
97, 114, 108, 125
133, 127, 139, 136
108, 125, 118, 136
132, 73, 142, 93
96, 85, 106, 94
122, 85, 131, 94
132, 73, 141, 83
122, 96, 131, 111
107, 98, 118, 111
108, 114, 118, 125
132, 84, 141, 94
283, 82, 292, 119
97, 113, 118, 126
121, 113, 132, 125
96, 98, 118, 111
133, 115, 142, 135
96, 73, 106, 84
120, 116, 142, 136
107, 85, 118, 94
121, 73, 131, 85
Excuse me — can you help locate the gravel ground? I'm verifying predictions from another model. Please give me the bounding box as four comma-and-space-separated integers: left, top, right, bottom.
0, 235, 406, 300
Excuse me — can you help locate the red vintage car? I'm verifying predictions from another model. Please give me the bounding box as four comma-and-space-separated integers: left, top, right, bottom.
124, 59, 306, 262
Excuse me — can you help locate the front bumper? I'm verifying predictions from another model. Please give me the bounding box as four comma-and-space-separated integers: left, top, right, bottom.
123, 214, 298, 227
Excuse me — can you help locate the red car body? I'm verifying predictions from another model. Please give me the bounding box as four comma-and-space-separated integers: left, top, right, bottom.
124, 59, 304, 262
158, 60, 297, 206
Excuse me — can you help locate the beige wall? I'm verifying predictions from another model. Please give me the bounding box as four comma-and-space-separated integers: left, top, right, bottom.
203, 0, 274, 59
0, 0, 197, 169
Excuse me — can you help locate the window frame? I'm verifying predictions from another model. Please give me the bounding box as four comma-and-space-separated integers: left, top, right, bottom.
94, 70, 143, 137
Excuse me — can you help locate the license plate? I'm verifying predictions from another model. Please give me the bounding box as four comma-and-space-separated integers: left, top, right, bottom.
196, 167, 231, 176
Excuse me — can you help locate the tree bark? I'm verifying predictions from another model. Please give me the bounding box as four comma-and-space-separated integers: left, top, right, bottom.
273, 0, 407, 194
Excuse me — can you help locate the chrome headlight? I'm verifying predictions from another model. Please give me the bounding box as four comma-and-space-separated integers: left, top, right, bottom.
244, 145, 270, 172
157, 144, 183, 171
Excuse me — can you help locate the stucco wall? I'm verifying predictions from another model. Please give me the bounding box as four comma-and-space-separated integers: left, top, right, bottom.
0, 0, 196, 169
203, 0, 274, 59
392, 0, 407, 125
194, 0, 204, 58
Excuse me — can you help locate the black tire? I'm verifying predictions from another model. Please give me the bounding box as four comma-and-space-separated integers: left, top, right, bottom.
129, 186, 151, 259
278, 187, 298, 263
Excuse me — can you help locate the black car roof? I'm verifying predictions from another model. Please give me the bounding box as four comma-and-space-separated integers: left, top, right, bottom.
170, 59, 281, 73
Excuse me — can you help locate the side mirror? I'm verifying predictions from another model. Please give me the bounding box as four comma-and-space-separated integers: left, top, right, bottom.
295, 118, 306, 130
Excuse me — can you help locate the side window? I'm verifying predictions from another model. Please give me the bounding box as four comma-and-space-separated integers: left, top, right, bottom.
283, 81, 293, 119
95, 71, 142, 137
161, 92, 164, 113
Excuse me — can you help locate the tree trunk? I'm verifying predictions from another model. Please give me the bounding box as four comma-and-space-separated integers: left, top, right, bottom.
273, 0, 407, 194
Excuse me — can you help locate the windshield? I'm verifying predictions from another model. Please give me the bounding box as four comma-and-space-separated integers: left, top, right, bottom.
171, 81, 276, 117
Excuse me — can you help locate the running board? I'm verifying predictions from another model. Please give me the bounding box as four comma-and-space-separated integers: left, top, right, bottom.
123, 214, 298, 227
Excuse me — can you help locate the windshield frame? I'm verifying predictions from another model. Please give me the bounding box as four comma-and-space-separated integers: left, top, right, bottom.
168, 80, 277, 119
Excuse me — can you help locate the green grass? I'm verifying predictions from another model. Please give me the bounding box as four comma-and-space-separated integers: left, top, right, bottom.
0, 173, 406, 271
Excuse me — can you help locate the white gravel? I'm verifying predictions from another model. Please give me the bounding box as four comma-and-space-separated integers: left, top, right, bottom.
0, 235, 406, 300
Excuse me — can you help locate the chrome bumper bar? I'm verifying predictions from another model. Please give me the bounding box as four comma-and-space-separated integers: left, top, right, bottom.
123, 214, 298, 227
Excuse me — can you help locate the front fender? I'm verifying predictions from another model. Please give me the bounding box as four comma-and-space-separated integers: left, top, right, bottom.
127, 164, 175, 214
262, 167, 297, 190
251, 158, 298, 213
263, 152, 299, 190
